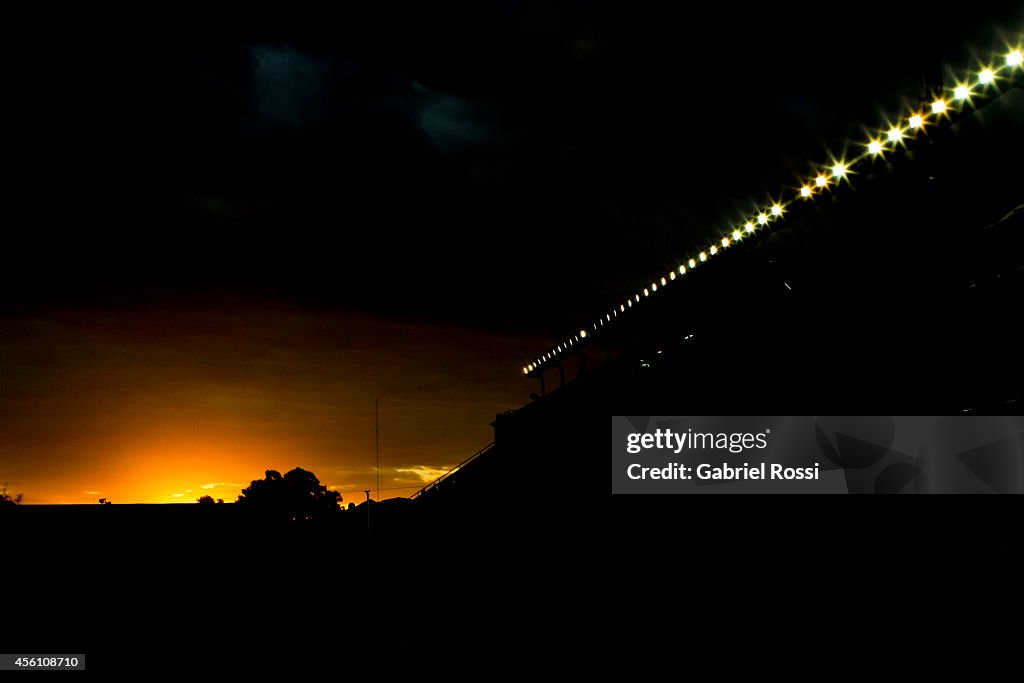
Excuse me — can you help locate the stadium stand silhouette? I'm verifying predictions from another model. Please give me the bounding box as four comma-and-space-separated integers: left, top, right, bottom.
412, 50, 1024, 514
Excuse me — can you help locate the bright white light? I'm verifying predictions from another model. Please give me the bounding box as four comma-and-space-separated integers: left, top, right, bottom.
909, 114, 923, 129
523, 367, 528, 374
931, 99, 946, 114
628, 300, 632, 307
643, 288, 649, 296
800, 186, 811, 197
1007, 50, 1023, 67
699, 252, 707, 262
635, 294, 640, 302
887, 127, 902, 142
732, 229, 741, 240
651, 283, 657, 292
979, 68, 994, 84
815, 175, 827, 188
669, 271, 676, 280
721, 237, 730, 247
688, 259, 696, 268
580, 329, 587, 338
771, 204, 782, 216
620, 304, 625, 312
557, 345, 562, 352
744, 222, 755, 233
867, 140, 883, 155
954, 85, 970, 100
660, 277, 667, 286
757, 213, 768, 225
832, 163, 846, 178
709, 246, 717, 255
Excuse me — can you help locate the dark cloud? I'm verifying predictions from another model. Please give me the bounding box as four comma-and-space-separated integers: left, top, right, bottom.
413, 82, 499, 151
6, 4, 1020, 337
251, 45, 328, 129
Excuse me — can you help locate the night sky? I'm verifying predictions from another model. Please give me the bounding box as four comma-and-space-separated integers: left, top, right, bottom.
2, 3, 1021, 502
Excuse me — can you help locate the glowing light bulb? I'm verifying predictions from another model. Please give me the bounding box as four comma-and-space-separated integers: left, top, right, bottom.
867, 140, 882, 155
523, 367, 528, 374
744, 222, 755, 233
628, 300, 632, 307
732, 229, 741, 240
580, 329, 586, 338
887, 127, 902, 142
699, 252, 707, 262
815, 175, 827, 188
688, 259, 696, 268
669, 271, 676, 280
954, 85, 970, 100
979, 68, 994, 84
909, 114, 923, 129
721, 237, 730, 247
635, 294, 640, 302
800, 186, 811, 197
1008, 50, 1023, 67
757, 213, 768, 225
832, 163, 846, 178
771, 204, 782, 216
709, 246, 717, 255
660, 277, 666, 286
620, 304, 625, 312
931, 99, 946, 114
650, 283, 657, 292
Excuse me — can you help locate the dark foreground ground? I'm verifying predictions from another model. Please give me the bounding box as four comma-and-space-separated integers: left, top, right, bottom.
3, 491, 1021, 674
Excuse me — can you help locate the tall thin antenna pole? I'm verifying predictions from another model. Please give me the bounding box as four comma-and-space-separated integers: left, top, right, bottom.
375, 399, 380, 504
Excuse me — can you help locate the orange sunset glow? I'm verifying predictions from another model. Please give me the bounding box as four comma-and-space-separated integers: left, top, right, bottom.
0, 298, 543, 504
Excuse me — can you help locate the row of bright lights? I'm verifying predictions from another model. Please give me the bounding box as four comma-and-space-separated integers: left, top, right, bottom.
524, 48, 1022, 376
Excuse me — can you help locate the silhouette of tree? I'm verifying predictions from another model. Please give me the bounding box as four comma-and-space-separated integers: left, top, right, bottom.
236, 468, 341, 520
197, 495, 216, 505
0, 485, 23, 506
